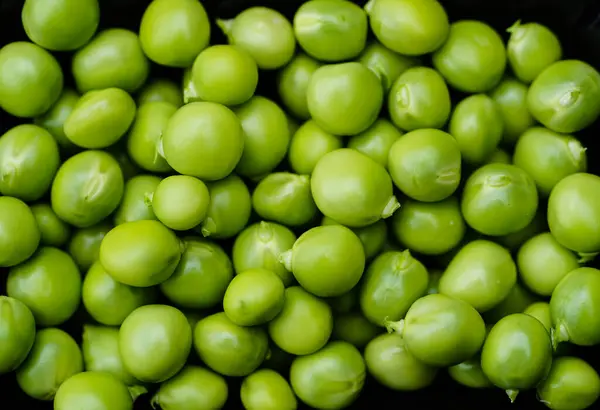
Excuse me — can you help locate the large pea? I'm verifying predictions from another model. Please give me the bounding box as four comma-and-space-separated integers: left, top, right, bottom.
0, 296, 36, 374
241, 369, 298, 410
311, 148, 400, 227
287, 120, 343, 175
321, 216, 388, 260
194, 312, 269, 377
67, 222, 112, 271
481, 313, 553, 402
388, 293, 486, 367
490, 78, 536, 145
440, 240, 517, 312
360, 250, 428, 326
0, 196, 41, 267
388, 67, 451, 131
550, 267, 600, 346
34, 88, 80, 151
16, 328, 83, 401
280, 225, 365, 297
151, 175, 210, 231
524, 302, 553, 332
113, 174, 160, 226
277, 53, 322, 120
461, 163, 538, 236
53, 371, 134, 410
7, 247, 81, 327
268, 286, 333, 355
347, 118, 403, 168
82, 262, 157, 326
358, 41, 420, 93
51, 150, 124, 228
0, 124, 60, 201
99, 220, 183, 287
388, 128, 461, 202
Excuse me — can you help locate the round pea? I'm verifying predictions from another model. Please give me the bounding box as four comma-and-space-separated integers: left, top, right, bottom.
312, 148, 400, 227
448, 357, 492, 389
365, 333, 437, 391
433, 20, 506, 93
232, 221, 296, 286
392, 197, 466, 255
34, 88, 80, 151
507, 21, 562, 84
347, 118, 403, 168
461, 163, 538, 236
388, 66, 451, 131
198, 174, 252, 239
30, 204, 69, 247
7, 247, 81, 326
321, 216, 388, 260
113, 175, 160, 226
0, 124, 60, 201
287, 120, 343, 175
550, 267, 600, 346
241, 369, 298, 410
307, 62, 383, 136
0, 296, 36, 374
72, 28, 149, 93
365, 0, 449, 56
0, 197, 40, 267
548, 173, 600, 254
54, 371, 133, 410
277, 53, 322, 120
16, 328, 83, 401
359, 250, 429, 326
151, 365, 228, 410
139, 0, 210, 67
151, 175, 210, 231
137, 79, 182, 107
358, 42, 419, 93
223, 268, 285, 326
99, 220, 183, 287
233, 96, 291, 178
388, 128, 462, 202
440, 240, 517, 312
162, 102, 245, 181
218, 7, 295, 70
294, 0, 367, 62
527, 59, 600, 134
486, 148, 512, 165
449, 94, 504, 164
490, 78, 536, 145
524, 302, 553, 332
0, 41, 63, 118
333, 312, 380, 348
481, 313, 553, 402
64, 88, 136, 149
290, 341, 365, 409
193, 312, 269, 377
513, 127, 587, 196
268, 286, 333, 355
67, 222, 111, 271
537, 357, 600, 410
119, 305, 191, 383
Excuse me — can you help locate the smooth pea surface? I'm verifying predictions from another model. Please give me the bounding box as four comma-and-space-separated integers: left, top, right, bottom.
241, 369, 298, 410
524, 302, 553, 332
483, 282, 538, 325
137, 79, 183, 107
347, 118, 403, 168
152, 175, 210, 231
67, 222, 111, 271
332, 312, 380, 348
490, 78, 536, 145
113, 174, 160, 226
31, 204, 70, 247
288, 120, 343, 175
322, 216, 388, 260
0, 197, 40, 267
0, 296, 36, 374
277, 53, 322, 120
448, 357, 492, 389
54, 371, 133, 410
34, 88, 80, 151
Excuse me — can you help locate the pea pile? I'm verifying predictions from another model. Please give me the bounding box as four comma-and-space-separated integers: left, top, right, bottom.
1, 0, 600, 409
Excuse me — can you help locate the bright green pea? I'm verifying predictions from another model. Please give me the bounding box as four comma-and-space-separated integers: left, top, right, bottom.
137, 79, 183, 108
277, 53, 322, 120
490, 78, 536, 145
30, 204, 70, 247
0, 296, 36, 374
113, 175, 160, 226
34, 88, 81, 151
287, 120, 343, 175
523, 302, 553, 332
357, 41, 420, 92
241, 369, 298, 410
67, 222, 111, 272
347, 118, 403, 168
54, 371, 135, 410
321, 216, 388, 260
151, 175, 210, 231
0, 197, 40, 267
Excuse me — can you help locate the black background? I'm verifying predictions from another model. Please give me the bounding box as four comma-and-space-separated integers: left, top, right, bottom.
1, 0, 600, 409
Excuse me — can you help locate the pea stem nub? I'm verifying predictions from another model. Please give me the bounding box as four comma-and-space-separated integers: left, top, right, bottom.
384, 317, 405, 336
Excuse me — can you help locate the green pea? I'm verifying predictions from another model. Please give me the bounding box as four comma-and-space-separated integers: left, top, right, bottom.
288, 120, 343, 175
347, 119, 403, 168
241, 369, 298, 410
448, 356, 492, 389
277, 53, 322, 120
507, 21, 562, 84
392, 197, 466, 255
151, 175, 210, 231
113, 175, 160, 226
34, 88, 81, 151
160, 237, 234, 310
162, 102, 245, 181
54, 371, 134, 410
527, 60, 600, 134
333, 312, 381, 348
0, 296, 36, 374
82, 262, 157, 326
321, 216, 388, 260
365, 333, 437, 391
388, 128, 461, 202
99, 220, 183, 287
513, 127, 587, 196
294, 0, 368, 62
67, 222, 112, 272
194, 312, 269, 377
537, 357, 600, 410
16, 328, 83, 401
490, 78, 536, 145
281, 225, 364, 297
7, 247, 81, 327
433, 20, 506, 93
523, 301, 552, 332
268, 286, 333, 355
198, 174, 252, 239
0, 197, 40, 267
218, 7, 295, 70
223, 268, 285, 326
486, 148, 512, 165
30, 204, 70, 247
307, 62, 383, 136
151, 365, 228, 410
357, 41, 420, 92
365, 0, 449, 56
140, 0, 210, 67
388, 67, 451, 131
233, 221, 297, 286
461, 163, 538, 236
359, 250, 429, 326
290, 341, 365, 409
0, 41, 63, 118
481, 313, 553, 402
72, 28, 149, 93
137, 79, 183, 107
482, 282, 538, 325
